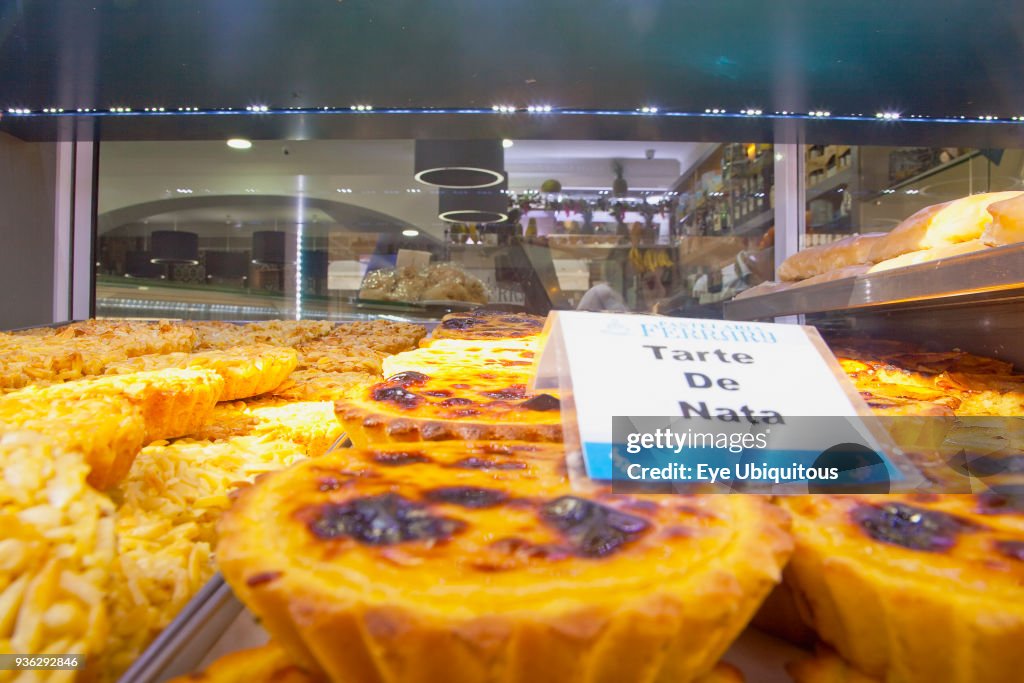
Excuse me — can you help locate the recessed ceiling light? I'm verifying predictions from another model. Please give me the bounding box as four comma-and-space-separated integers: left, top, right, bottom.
402, 229, 420, 237
502, 139, 514, 148
227, 138, 252, 149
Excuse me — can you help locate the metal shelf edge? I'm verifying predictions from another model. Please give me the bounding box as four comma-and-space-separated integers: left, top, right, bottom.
724, 243, 1024, 320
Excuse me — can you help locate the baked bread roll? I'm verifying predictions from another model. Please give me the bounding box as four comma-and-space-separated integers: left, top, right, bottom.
779, 493, 1024, 683
868, 191, 1022, 263
218, 442, 792, 683
867, 239, 989, 274
778, 234, 884, 282
982, 192, 1024, 246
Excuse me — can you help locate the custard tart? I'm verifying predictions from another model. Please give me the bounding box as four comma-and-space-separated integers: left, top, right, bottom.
426, 309, 546, 343
334, 370, 562, 445
218, 444, 791, 683
382, 339, 538, 381
169, 642, 748, 683
779, 493, 1024, 683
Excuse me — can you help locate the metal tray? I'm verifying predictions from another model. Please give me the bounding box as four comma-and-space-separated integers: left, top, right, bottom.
724, 243, 1024, 320
117, 576, 243, 683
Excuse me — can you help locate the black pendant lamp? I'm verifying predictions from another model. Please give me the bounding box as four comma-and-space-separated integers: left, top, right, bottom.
125, 250, 164, 278
150, 230, 199, 264
414, 139, 505, 188
204, 250, 249, 279
251, 231, 287, 265
438, 187, 509, 224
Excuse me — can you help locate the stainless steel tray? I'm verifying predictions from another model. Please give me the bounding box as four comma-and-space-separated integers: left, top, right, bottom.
118, 575, 244, 683
724, 243, 1024, 320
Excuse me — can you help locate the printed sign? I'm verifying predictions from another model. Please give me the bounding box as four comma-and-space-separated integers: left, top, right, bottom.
534, 311, 910, 489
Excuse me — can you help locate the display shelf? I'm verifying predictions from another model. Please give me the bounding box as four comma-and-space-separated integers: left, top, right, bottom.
805, 166, 856, 202
732, 208, 774, 235
724, 244, 1024, 320
863, 150, 980, 200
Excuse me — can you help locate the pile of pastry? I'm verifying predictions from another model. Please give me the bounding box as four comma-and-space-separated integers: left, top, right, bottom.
173, 309, 773, 683
175, 310, 1024, 683
0, 319, 425, 681
359, 263, 489, 304
831, 336, 1024, 492
737, 190, 1024, 299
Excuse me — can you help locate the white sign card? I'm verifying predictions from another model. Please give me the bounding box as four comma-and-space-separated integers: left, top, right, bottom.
533, 311, 915, 489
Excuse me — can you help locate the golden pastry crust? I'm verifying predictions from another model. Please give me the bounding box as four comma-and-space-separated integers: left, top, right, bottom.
335, 371, 562, 446
426, 309, 546, 342
13, 368, 226, 442
1, 320, 198, 392
294, 341, 386, 375
191, 398, 344, 456
787, 649, 881, 683
779, 494, 1024, 683
319, 320, 427, 355
382, 339, 538, 381
105, 345, 298, 401
166, 643, 319, 683
0, 392, 146, 489
831, 338, 1024, 417
168, 642, 746, 683
192, 321, 335, 350
218, 444, 791, 683
271, 370, 379, 403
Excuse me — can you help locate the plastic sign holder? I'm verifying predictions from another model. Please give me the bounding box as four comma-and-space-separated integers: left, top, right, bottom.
532, 311, 924, 493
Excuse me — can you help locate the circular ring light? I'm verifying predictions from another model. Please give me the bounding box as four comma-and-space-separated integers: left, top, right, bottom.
438, 209, 510, 224
414, 139, 505, 188
438, 186, 509, 224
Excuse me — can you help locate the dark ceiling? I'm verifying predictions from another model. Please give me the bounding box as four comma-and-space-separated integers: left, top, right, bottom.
3, 1, 1024, 145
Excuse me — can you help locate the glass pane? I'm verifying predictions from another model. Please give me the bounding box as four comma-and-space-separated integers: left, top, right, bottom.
96, 139, 775, 321
801, 145, 1022, 245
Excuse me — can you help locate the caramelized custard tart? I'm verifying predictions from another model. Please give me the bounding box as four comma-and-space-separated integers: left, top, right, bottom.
779, 494, 1024, 683
218, 442, 791, 683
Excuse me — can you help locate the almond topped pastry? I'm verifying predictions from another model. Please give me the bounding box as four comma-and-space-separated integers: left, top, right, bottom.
217, 442, 791, 683
779, 493, 1024, 683
104, 344, 298, 401
335, 370, 563, 445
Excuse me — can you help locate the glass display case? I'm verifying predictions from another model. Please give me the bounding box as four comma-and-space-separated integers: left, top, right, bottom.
4, 3, 1024, 683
